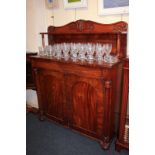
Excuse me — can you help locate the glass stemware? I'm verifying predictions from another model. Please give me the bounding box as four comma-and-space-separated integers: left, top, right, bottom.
62, 43, 70, 59
70, 43, 78, 60
38, 42, 118, 63
78, 43, 86, 60
95, 43, 104, 61
54, 43, 62, 59
38, 46, 44, 56
105, 44, 112, 57
86, 43, 95, 60
103, 44, 117, 63
45, 45, 52, 56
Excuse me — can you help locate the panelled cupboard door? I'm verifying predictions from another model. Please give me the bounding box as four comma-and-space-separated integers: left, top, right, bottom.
65, 74, 105, 138
38, 69, 65, 123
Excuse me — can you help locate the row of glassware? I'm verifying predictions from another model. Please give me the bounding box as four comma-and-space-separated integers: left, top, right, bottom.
38, 43, 118, 63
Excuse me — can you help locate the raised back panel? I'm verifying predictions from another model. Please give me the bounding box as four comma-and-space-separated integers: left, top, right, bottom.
47, 20, 127, 33
40, 20, 128, 58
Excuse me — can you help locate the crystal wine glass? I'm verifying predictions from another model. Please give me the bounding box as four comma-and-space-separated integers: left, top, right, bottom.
105, 44, 112, 57
95, 43, 104, 61
55, 43, 62, 59
70, 43, 78, 60
62, 43, 70, 59
38, 46, 44, 56
86, 43, 95, 60
104, 43, 117, 63
45, 45, 52, 56
78, 43, 86, 60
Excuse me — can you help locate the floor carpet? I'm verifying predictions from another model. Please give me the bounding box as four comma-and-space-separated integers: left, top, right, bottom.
26, 113, 129, 155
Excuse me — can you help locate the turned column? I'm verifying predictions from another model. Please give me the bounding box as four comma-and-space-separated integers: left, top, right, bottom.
100, 80, 112, 149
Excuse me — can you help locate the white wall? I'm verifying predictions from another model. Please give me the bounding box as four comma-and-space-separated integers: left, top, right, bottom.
45, 0, 128, 25
26, 0, 128, 108
26, 90, 38, 108
26, 0, 47, 52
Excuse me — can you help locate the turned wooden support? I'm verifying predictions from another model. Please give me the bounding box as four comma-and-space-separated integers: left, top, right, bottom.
104, 80, 112, 136
117, 34, 121, 58
118, 61, 129, 141
100, 80, 112, 150
41, 33, 45, 48
115, 58, 129, 151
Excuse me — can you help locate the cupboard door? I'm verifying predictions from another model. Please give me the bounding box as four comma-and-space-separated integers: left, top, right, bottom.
38, 69, 65, 123
66, 75, 104, 138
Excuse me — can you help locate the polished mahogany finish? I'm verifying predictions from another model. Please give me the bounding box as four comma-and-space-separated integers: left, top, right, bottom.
31, 20, 128, 149
115, 58, 129, 151
31, 57, 123, 149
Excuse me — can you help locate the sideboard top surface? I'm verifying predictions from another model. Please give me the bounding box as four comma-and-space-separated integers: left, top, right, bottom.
30, 55, 121, 69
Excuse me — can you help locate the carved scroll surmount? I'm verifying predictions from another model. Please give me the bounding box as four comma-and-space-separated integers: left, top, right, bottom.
47, 20, 128, 33
113, 22, 128, 32
69, 20, 94, 32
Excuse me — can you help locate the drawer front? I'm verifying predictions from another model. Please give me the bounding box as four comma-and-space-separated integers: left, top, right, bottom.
31, 59, 112, 79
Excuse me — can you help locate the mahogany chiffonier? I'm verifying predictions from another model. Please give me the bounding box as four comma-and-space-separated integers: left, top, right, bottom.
115, 58, 129, 151
30, 20, 128, 149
